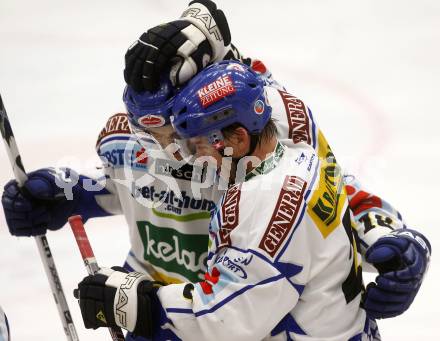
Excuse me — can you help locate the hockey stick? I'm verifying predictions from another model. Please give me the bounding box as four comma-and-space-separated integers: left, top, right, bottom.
68, 215, 126, 341
0, 94, 79, 340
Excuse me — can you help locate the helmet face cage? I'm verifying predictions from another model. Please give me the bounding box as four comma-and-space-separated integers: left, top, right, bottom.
172, 61, 272, 145
129, 122, 170, 149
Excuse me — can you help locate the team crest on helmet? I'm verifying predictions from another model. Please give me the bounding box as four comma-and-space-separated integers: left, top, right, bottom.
254, 100, 265, 115
138, 115, 166, 128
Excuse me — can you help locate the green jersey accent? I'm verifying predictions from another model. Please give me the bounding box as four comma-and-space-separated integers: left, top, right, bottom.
137, 221, 208, 282
152, 207, 211, 222
245, 142, 285, 182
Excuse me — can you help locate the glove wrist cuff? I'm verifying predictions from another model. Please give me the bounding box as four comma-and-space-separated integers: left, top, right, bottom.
385, 228, 431, 257
103, 269, 150, 332
181, 2, 226, 60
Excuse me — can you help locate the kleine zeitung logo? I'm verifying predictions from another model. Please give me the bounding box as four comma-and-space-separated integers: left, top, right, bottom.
197, 75, 236, 108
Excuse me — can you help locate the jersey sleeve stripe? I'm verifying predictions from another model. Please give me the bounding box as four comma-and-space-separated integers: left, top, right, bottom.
98, 134, 133, 148
307, 107, 318, 149
163, 273, 285, 317
193, 273, 286, 317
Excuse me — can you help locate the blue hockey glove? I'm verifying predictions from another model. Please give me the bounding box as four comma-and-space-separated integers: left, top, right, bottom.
364, 228, 431, 319
2, 168, 109, 236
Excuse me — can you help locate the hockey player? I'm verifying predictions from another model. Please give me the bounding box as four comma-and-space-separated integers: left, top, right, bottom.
122, 0, 432, 322
72, 62, 431, 340
1, 2, 430, 339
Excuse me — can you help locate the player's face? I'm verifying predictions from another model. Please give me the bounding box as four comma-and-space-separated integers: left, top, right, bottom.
133, 124, 187, 161
187, 136, 223, 167
185, 128, 251, 169
144, 125, 175, 149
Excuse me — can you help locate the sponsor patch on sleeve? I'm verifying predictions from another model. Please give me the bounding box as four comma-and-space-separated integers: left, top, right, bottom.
198, 75, 236, 108
259, 176, 307, 257
278, 90, 311, 145
96, 113, 131, 149
219, 183, 242, 247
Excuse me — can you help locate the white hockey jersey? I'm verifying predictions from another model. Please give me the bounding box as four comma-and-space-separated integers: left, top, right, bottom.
91, 69, 404, 288
85, 71, 409, 338
153, 141, 379, 340
259, 77, 405, 255
87, 70, 411, 338
94, 117, 220, 283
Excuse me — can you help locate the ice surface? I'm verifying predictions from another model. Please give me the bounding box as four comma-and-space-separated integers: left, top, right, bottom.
0, 0, 439, 339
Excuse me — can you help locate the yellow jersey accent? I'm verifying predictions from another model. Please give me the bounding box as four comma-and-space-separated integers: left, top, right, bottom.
151, 271, 184, 285
308, 131, 347, 238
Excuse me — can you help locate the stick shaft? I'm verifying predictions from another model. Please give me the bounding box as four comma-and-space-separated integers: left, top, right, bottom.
68, 215, 126, 341
0, 94, 79, 341
68, 215, 99, 275
35, 236, 79, 340
0, 95, 27, 186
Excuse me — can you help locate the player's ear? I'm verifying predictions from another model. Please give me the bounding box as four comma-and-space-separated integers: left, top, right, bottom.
225, 127, 250, 157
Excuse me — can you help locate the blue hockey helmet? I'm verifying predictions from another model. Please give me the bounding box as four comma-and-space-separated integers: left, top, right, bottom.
172, 60, 271, 140
123, 75, 180, 153
123, 75, 175, 130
